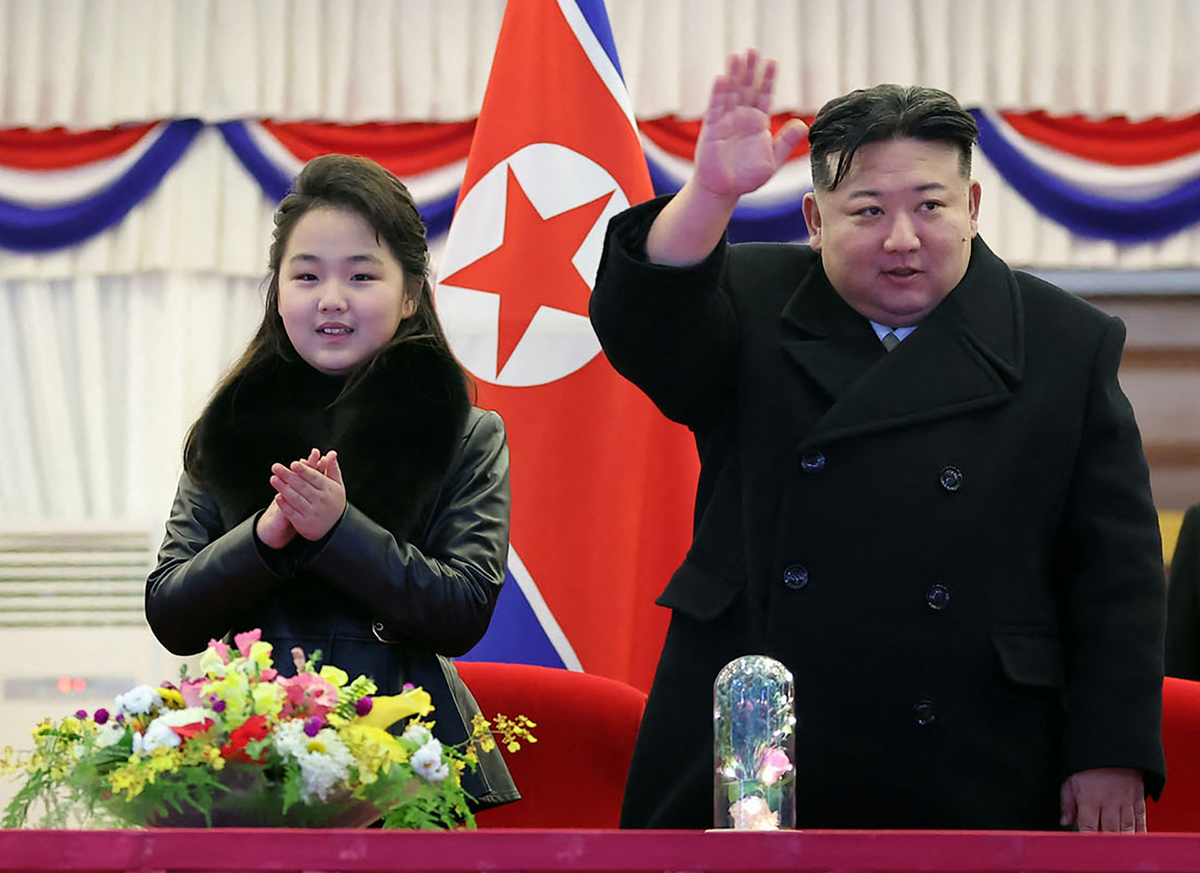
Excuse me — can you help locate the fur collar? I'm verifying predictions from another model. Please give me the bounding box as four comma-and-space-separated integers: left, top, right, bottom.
190, 341, 470, 540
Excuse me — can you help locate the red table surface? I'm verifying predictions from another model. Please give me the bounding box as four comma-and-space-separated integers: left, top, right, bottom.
1, 829, 1200, 873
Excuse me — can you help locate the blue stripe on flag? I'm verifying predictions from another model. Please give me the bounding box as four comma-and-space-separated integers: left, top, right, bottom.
572, 0, 624, 80
458, 567, 567, 668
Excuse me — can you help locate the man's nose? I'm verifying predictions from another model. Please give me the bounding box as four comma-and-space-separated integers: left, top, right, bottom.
884, 213, 920, 252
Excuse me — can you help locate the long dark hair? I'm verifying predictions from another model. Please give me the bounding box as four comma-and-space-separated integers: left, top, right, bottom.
183, 154, 466, 478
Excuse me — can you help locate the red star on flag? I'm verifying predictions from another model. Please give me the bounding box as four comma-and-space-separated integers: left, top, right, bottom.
442, 165, 615, 373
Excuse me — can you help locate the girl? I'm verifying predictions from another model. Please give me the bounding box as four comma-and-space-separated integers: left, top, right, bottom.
145, 154, 518, 810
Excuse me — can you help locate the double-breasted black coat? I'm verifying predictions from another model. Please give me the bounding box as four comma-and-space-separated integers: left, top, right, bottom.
144, 341, 518, 809
590, 197, 1166, 830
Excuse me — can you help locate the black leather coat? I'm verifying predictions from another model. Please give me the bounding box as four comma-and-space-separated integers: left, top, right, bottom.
145, 342, 518, 808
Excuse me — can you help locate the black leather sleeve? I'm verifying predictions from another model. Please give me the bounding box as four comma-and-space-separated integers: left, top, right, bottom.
1166, 504, 1200, 680
303, 409, 510, 657
145, 477, 287, 655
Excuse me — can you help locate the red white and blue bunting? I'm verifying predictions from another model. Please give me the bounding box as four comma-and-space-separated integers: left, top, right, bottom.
5, 111, 1200, 253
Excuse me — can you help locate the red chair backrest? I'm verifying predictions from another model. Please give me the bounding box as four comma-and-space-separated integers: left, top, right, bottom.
1152, 676, 1200, 832
454, 660, 647, 828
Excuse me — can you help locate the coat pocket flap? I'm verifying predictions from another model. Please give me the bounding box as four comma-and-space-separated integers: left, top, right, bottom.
991, 631, 1066, 689
655, 554, 743, 621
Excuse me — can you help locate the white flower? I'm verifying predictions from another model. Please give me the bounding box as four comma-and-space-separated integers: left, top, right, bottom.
114, 685, 162, 717
728, 795, 779, 831
401, 722, 432, 747
411, 737, 449, 782
153, 707, 218, 731
93, 723, 126, 749
272, 721, 353, 802
138, 719, 183, 753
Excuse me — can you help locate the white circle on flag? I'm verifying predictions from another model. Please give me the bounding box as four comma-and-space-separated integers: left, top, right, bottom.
435, 143, 630, 387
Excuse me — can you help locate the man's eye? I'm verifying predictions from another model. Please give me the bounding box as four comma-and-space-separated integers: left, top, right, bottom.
856, 206, 882, 217
920, 201, 944, 211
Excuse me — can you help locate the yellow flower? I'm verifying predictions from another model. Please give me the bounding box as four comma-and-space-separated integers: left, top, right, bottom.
319, 665, 348, 688
307, 740, 326, 754
198, 647, 228, 678
159, 688, 186, 710
353, 688, 433, 730
251, 682, 285, 717
246, 641, 274, 672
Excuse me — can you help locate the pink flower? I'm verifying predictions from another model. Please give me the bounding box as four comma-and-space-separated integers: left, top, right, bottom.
259, 668, 278, 682
759, 748, 793, 787
277, 672, 338, 718
234, 629, 262, 659
206, 639, 231, 665
179, 678, 209, 708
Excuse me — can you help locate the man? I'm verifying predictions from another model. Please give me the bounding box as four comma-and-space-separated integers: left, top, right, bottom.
590, 50, 1166, 832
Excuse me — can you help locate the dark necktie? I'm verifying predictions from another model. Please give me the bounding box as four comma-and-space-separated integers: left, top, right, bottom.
881, 331, 900, 352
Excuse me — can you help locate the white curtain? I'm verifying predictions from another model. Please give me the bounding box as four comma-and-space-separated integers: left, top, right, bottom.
3, 0, 1198, 127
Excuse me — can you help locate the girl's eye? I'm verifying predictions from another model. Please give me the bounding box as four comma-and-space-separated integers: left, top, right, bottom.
351, 273, 378, 282
293, 272, 318, 282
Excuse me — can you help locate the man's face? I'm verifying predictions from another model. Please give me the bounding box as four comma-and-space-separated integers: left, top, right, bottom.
802, 138, 981, 328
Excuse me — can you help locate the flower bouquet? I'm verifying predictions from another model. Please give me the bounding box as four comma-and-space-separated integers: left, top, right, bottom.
1, 630, 534, 830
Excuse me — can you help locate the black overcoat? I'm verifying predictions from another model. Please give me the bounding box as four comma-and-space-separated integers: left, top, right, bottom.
590, 197, 1166, 830
144, 341, 518, 808
1165, 504, 1200, 679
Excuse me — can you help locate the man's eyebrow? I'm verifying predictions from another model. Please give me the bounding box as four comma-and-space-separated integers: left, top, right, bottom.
846, 182, 949, 200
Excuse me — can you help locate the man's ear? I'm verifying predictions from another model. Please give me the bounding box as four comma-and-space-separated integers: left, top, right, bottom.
968, 179, 981, 238
802, 192, 823, 252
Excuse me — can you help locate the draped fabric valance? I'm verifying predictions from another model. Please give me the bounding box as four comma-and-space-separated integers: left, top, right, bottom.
2, 0, 1199, 130
6, 112, 1200, 278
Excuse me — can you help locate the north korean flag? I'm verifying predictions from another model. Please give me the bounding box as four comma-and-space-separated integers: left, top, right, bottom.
438, 0, 698, 691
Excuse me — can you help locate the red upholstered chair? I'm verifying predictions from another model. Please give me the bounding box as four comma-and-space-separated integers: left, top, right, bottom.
1151, 676, 1200, 832
454, 661, 647, 828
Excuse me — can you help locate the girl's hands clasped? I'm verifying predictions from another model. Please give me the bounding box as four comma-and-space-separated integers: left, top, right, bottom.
270, 448, 347, 541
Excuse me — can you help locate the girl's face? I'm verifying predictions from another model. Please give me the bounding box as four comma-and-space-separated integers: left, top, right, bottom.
278, 207, 417, 376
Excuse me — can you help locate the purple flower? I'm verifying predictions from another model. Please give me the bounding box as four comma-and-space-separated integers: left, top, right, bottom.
94, 708, 110, 725
303, 716, 325, 737
75, 709, 87, 719
212, 699, 227, 713
402, 683, 415, 691
115, 714, 125, 723
355, 697, 374, 717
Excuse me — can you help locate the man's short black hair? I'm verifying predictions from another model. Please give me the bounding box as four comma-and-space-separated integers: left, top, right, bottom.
808, 84, 979, 191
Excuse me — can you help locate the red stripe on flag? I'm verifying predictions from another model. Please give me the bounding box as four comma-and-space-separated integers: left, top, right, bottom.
261, 120, 476, 176
1000, 110, 1200, 165
0, 123, 158, 170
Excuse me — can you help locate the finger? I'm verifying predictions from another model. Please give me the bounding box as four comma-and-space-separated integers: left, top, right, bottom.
1136, 801, 1148, 833
270, 473, 314, 511
307, 447, 321, 465
271, 463, 317, 499
773, 118, 809, 166
1059, 780, 1077, 828
289, 460, 330, 488
275, 494, 301, 520
753, 57, 777, 113
1119, 804, 1136, 833
1099, 802, 1122, 833
326, 451, 344, 487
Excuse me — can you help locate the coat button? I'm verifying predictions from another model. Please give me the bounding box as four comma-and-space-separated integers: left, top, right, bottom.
782, 564, 809, 589
913, 699, 937, 726
925, 584, 950, 611
800, 451, 826, 473
939, 466, 963, 492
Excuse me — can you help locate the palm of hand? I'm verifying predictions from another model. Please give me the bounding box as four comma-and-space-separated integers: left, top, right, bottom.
696, 106, 778, 197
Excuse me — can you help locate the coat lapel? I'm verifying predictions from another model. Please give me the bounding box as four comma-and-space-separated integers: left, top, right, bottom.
781, 237, 1025, 448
